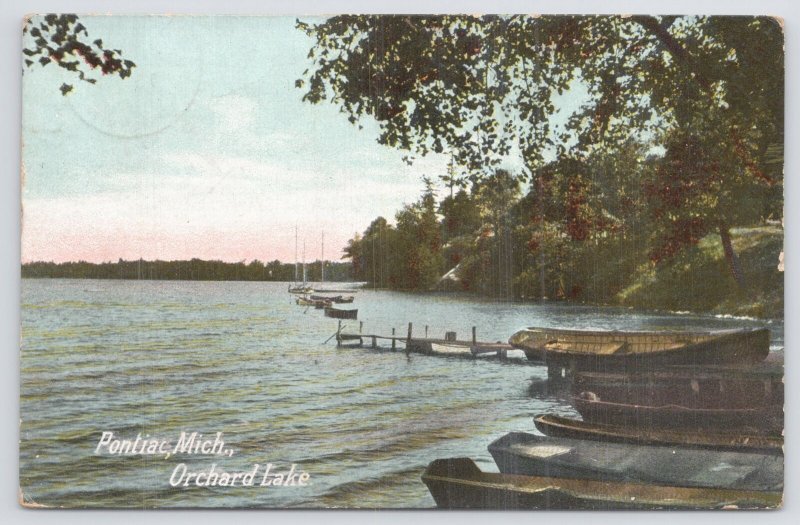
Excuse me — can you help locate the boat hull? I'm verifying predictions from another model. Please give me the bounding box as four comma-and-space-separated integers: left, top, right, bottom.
573, 366, 783, 409
488, 432, 783, 492
324, 307, 358, 320
533, 414, 784, 454
421, 458, 781, 510
572, 394, 783, 431
511, 327, 770, 371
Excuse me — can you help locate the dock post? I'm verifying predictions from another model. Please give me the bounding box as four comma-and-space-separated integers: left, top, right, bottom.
359, 321, 363, 333
547, 364, 561, 381
406, 322, 413, 354
336, 320, 342, 347
425, 325, 428, 338
472, 326, 477, 345
371, 336, 377, 349
392, 328, 396, 350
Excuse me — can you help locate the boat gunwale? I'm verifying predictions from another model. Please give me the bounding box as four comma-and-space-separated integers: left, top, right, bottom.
422, 458, 782, 509
532, 414, 784, 452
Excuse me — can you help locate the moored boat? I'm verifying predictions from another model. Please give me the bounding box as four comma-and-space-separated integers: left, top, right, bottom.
310, 294, 355, 304
572, 391, 783, 431
421, 458, 781, 510
509, 326, 770, 372
532, 414, 784, 454
310, 294, 338, 301
314, 288, 359, 294
488, 432, 783, 491
572, 367, 783, 412
324, 307, 358, 320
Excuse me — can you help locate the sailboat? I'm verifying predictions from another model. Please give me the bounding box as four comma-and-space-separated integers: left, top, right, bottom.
313, 231, 359, 296
311, 232, 356, 301
288, 229, 313, 294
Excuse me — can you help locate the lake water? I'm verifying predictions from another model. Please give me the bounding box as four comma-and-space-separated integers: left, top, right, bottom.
19, 279, 784, 508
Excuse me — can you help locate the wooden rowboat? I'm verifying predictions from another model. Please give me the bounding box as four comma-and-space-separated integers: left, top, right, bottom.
324, 307, 358, 320
421, 458, 781, 509
509, 326, 770, 371
572, 368, 783, 412
572, 392, 783, 431
488, 432, 783, 491
310, 294, 338, 301
532, 414, 784, 454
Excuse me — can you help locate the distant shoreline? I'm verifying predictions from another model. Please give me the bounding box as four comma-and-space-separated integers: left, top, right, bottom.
21, 258, 354, 283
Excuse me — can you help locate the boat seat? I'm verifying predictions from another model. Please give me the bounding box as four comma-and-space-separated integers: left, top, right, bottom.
544, 341, 627, 355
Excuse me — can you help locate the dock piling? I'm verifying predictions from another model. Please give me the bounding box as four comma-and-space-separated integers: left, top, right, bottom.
332, 321, 514, 361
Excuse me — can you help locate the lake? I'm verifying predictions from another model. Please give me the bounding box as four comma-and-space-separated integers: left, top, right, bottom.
19, 279, 783, 508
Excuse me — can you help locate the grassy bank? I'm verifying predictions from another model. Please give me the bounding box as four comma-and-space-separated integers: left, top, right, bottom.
616, 226, 784, 319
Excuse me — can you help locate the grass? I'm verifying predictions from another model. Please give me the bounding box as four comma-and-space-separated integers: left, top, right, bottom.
616, 225, 784, 319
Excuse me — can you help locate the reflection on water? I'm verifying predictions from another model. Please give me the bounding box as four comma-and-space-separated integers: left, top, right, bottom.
19, 279, 783, 508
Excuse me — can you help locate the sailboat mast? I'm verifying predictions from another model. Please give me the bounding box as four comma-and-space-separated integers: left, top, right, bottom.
302, 240, 307, 285
321, 232, 325, 284
294, 226, 299, 284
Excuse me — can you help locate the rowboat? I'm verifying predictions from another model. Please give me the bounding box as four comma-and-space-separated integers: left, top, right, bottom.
324, 307, 358, 320
532, 414, 784, 454
572, 391, 783, 431
488, 432, 783, 491
572, 367, 783, 412
421, 458, 781, 509
310, 294, 355, 304
508, 326, 770, 371
314, 288, 359, 294
297, 297, 332, 308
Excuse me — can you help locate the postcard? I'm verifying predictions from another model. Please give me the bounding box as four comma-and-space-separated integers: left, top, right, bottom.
20, 14, 783, 509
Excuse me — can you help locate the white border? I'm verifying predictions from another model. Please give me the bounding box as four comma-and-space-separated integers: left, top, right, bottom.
3, 1, 796, 524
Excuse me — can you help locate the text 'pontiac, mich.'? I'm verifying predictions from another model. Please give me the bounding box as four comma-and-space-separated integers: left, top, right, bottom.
94, 431, 311, 488
95, 431, 233, 459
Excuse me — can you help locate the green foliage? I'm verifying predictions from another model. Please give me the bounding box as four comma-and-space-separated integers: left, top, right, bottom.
341, 140, 781, 317
618, 227, 783, 317
298, 15, 783, 285
346, 187, 445, 290
21, 258, 353, 282
23, 14, 136, 94
298, 16, 781, 171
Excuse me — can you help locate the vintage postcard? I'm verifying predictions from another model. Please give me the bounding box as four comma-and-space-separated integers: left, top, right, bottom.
20, 14, 783, 509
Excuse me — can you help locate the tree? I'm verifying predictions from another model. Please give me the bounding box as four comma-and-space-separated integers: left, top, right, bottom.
297, 15, 783, 285
393, 184, 445, 289
23, 14, 136, 95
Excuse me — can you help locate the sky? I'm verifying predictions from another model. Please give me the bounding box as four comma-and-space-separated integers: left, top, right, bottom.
21, 15, 456, 264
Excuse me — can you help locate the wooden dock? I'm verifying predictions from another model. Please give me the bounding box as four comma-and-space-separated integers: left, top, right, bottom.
334, 321, 516, 359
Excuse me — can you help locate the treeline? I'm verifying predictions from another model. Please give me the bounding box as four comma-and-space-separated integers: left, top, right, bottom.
345, 141, 782, 305
21, 258, 353, 282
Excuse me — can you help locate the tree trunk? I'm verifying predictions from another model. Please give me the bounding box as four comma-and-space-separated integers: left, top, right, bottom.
719, 224, 745, 288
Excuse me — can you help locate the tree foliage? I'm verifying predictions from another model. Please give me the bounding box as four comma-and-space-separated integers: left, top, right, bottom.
23, 14, 136, 95
22, 258, 353, 282
298, 15, 783, 284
